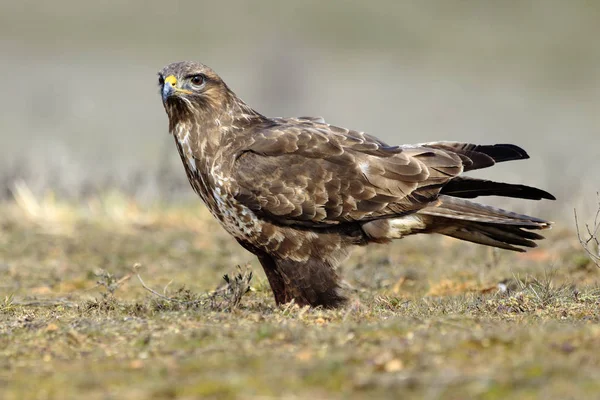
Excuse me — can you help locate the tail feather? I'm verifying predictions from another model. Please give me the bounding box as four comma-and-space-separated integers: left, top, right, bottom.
392, 142, 555, 252
442, 224, 539, 252
419, 195, 551, 227
417, 195, 552, 252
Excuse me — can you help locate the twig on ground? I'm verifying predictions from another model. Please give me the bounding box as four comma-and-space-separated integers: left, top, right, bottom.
95, 269, 132, 295
163, 280, 174, 296
574, 192, 600, 268
133, 263, 253, 310
133, 263, 200, 305
208, 266, 253, 310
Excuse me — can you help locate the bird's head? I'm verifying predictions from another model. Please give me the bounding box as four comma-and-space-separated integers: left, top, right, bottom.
158, 61, 265, 135
158, 61, 233, 121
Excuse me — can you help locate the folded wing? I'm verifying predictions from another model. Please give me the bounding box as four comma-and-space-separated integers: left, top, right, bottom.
232, 119, 551, 228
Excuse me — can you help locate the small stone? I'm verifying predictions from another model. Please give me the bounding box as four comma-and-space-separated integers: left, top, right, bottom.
384, 358, 404, 372
296, 350, 313, 362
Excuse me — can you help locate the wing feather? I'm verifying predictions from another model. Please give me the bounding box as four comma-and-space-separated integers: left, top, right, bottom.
231, 119, 466, 227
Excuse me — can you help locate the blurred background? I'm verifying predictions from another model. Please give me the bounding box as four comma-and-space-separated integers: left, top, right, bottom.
1, 0, 598, 222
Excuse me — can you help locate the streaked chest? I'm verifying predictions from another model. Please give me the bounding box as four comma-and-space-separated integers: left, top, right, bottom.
173, 125, 262, 240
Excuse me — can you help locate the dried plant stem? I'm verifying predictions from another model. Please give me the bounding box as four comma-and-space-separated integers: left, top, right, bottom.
133, 263, 202, 305
132, 263, 253, 310
574, 192, 600, 268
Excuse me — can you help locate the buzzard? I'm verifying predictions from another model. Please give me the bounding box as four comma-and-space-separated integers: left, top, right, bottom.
158, 61, 555, 308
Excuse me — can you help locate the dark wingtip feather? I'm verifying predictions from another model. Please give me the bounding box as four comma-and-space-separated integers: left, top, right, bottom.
476, 144, 530, 162
440, 177, 556, 201
421, 142, 531, 172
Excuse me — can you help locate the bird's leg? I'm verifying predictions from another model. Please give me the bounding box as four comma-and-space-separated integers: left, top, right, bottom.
256, 253, 346, 308
256, 253, 293, 305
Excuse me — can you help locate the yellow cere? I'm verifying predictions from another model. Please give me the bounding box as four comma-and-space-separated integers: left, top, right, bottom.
165, 75, 178, 86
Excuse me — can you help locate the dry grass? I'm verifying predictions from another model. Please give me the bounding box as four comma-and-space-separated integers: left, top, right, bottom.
1, 192, 599, 399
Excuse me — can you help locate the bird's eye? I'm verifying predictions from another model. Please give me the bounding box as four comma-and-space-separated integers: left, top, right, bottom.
190, 75, 205, 86
158, 75, 165, 86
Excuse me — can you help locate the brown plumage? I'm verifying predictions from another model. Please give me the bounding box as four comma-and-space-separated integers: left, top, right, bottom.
158, 61, 555, 308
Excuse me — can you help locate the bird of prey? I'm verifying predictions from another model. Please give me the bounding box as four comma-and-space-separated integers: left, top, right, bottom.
158, 61, 555, 308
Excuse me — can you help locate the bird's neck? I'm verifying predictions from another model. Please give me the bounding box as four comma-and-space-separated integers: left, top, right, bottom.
170, 94, 266, 163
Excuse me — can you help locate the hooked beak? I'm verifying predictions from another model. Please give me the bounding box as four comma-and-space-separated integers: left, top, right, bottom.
162, 75, 192, 103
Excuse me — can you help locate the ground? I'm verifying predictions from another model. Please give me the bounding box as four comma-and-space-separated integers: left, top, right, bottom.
1, 191, 599, 400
